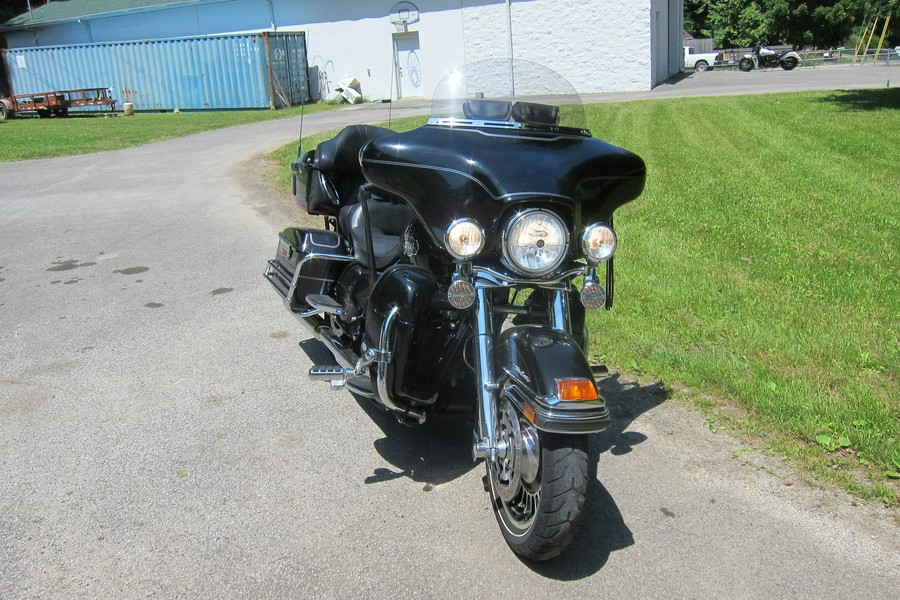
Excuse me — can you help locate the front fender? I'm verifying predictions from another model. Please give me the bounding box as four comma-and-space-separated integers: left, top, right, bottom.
495, 325, 610, 434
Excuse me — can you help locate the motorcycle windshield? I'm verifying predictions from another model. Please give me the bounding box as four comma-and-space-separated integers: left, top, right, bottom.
428, 59, 589, 135
361, 60, 645, 254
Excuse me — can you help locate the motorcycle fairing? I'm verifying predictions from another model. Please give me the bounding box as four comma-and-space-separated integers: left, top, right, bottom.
360, 125, 645, 251
496, 326, 611, 434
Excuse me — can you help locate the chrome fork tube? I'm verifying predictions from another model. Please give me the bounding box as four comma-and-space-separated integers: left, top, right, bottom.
472, 287, 499, 462
549, 289, 571, 333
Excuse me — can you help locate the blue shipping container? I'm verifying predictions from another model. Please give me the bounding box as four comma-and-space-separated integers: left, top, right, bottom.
2, 32, 309, 111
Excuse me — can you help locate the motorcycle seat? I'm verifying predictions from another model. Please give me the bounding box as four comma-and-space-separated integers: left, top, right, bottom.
339, 199, 413, 270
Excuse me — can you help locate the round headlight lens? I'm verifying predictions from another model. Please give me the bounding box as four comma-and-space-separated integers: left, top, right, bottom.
445, 218, 485, 260
503, 210, 568, 275
582, 223, 617, 263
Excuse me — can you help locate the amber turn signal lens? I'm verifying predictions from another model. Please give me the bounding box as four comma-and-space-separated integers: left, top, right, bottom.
555, 378, 599, 401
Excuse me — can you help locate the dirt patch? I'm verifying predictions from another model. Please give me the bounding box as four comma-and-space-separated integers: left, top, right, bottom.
232, 153, 319, 232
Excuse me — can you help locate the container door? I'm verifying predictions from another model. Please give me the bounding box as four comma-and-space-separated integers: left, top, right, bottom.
393, 32, 422, 99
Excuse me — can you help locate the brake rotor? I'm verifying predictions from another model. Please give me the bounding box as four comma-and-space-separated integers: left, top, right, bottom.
493, 399, 541, 503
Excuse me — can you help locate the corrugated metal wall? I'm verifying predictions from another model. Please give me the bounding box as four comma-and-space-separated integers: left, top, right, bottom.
2, 32, 309, 111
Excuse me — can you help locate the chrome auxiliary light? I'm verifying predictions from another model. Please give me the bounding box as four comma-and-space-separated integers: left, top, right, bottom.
447, 265, 476, 309
448, 278, 476, 309
580, 268, 606, 310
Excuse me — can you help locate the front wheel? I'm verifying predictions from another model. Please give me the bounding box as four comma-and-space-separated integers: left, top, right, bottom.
738, 58, 754, 72
0, 104, 8, 122
488, 397, 589, 561
781, 57, 798, 71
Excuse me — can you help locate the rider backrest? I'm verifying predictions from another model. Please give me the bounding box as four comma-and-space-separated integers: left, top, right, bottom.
338, 198, 413, 270
305, 125, 394, 216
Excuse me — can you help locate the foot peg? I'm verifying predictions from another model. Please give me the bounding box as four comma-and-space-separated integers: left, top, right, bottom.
309, 365, 355, 388
305, 294, 343, 316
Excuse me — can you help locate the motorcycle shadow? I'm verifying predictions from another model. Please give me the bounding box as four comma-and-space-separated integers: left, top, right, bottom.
300, 339, 669, 576
299, 339, 477, 487
358, 400, 477, 488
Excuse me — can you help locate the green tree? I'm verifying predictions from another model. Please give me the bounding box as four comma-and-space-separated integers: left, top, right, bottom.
764, 1, 860, 47
686, 0, 898, 48
685, 0, 769, 47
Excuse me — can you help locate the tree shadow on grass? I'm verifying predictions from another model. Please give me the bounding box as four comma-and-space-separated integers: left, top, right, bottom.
814, 88, 900, 111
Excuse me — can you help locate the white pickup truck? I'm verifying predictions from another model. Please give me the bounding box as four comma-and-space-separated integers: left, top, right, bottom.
683, 46, 723, 72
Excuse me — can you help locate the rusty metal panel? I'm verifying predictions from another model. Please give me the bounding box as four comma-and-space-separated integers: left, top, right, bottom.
2, 32, 309, 111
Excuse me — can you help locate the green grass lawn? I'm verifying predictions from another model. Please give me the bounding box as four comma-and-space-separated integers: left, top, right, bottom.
0, 104, 335, 162
584, 89, 898, 504
273, 90, 899, 504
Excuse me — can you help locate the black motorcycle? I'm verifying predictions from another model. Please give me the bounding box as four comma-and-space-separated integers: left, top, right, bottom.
265, 60, 646, 560
739, 45, 801, 71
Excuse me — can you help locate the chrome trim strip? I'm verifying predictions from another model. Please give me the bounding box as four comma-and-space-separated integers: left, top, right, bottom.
472, 265, 585, 288
504, 384, 610, 434
424, 118, 591, 139
306, 232, 344, 249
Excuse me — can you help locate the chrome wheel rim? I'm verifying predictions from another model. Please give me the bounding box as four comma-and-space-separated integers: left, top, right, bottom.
491, 398, 542, 531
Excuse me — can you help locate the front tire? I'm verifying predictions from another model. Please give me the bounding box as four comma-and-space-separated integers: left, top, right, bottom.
488, 397, 589, 561
781, 57, 798, 70
739, 58, 754, 72
0, 104, 8, 122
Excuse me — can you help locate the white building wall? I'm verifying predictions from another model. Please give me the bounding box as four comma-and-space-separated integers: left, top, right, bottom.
273, 0, 466, 101
463, 0, 652, 93
4, 0, 681, 99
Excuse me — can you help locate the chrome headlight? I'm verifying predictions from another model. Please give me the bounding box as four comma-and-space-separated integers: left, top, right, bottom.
503, 209, 568, 275
445, 218, 485, 260
582, 223, 616, 263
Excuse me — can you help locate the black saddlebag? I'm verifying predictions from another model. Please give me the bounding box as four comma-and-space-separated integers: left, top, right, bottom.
264, 228, 351, 311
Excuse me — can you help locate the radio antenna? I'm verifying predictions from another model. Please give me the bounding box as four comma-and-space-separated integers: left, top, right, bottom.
389, 53, 395, 127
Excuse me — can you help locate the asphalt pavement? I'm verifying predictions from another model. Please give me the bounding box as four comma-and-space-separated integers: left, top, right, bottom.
0, 65, 897, 598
